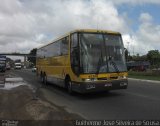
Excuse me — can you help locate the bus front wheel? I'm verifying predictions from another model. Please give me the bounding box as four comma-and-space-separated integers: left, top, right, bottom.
66, 78, 73, 94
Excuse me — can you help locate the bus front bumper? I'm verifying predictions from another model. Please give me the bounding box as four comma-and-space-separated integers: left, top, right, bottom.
71, 79, 128, 93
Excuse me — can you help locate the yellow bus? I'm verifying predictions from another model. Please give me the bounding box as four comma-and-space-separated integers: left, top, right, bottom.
36, 29, 128, 94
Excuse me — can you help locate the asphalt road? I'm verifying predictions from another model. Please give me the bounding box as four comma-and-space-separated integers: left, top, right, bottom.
12, 69, 160, 120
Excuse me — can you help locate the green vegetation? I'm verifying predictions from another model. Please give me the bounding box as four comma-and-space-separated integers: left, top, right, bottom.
126, 49, 160, 81
128, 71, 160, 81
147, 50, 160, 68
126, 49, 160, 68
28, 48, 37, 66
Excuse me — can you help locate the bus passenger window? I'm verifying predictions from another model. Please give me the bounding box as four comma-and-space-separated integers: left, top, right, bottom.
61, 37, 69, 55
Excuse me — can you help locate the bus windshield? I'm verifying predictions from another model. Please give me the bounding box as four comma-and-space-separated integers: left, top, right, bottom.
79, 33, 127, 74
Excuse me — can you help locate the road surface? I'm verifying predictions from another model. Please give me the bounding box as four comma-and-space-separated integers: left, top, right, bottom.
11, 69, 160, 120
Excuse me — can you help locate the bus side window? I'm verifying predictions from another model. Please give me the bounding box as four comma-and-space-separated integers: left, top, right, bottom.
71, 33, 79, 75
61, 37, 69, 55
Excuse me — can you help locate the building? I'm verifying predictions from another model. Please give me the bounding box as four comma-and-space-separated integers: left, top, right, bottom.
127, 61, 150, 71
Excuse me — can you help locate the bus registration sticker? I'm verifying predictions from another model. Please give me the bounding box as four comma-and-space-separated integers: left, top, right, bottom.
105, 83, 112, 87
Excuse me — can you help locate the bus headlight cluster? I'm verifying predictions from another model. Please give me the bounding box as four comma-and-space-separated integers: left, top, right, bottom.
123, 76, 127, 79
84, 78, 91, 82
83, 78, 97, 82
118, 76, 127, 79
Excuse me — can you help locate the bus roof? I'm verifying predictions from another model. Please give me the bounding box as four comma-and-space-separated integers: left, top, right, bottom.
70, 29, 121, 34
37, 29, 121, 50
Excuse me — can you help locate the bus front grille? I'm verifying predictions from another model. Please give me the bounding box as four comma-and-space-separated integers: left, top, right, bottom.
110, 76, 118, 79
98, 78, 108, 80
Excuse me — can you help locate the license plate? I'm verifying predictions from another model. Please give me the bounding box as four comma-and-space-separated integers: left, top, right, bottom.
105, 83, 112, 87
120, 82, 127, 86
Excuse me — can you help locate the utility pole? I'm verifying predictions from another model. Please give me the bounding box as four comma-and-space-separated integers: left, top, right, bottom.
127, 42, 130, 56
133, 46, 134, 56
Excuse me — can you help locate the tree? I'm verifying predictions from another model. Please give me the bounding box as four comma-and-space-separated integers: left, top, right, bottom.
28, 48, 37, 66
147, 50, 160, 67
124, 48, 128, 61
131, 54, 147, 61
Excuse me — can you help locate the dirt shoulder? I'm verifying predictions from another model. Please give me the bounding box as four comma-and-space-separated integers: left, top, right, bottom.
0, 84, 82, 126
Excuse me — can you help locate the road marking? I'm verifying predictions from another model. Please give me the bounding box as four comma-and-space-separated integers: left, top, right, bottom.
125, 91, 160, 101
128, 78, 160, 84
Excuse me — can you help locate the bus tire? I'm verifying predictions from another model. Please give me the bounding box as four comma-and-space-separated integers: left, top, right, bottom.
40, 72, 44, 83
67, 80, 73, 94
43, 73, 47, 85
65, 77, 73, 94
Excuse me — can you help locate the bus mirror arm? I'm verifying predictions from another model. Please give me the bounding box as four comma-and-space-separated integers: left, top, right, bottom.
108, 56, 113, 61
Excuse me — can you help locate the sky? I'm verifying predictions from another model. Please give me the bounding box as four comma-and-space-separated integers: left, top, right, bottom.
0, 0, 160, 56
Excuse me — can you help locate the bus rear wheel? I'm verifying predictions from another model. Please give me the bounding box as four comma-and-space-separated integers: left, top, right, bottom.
40, 72, 47, 85
43, 74, 47, 85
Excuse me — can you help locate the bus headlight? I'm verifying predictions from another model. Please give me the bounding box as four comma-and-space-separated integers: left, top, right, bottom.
118, 76, 127, 79
83, 78, 91, 82
123, 76, 127, 79
83, 78, 97, 82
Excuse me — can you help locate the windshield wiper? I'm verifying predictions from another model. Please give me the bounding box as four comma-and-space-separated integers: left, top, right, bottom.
81, 35, 90, 73
96, 51, 103, 74
109, 58, 119, 73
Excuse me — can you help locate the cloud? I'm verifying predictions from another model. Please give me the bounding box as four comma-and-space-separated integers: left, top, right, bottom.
0, 0, 129, 53
0, 0, 159, 56
139, 13, 153, 23
137, 13, 160, 50
0, 0, 22, 15
122, 12, 160, 55
110, 0, 160, 5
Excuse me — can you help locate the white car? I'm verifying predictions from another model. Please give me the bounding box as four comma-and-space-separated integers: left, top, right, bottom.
14, 63, 22, 69
32, 67, 37, 72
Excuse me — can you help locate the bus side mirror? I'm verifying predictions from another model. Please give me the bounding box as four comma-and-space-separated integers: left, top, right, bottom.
108, 56, 113, 60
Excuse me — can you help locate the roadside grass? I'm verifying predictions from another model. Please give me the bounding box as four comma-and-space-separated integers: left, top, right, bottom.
128, 71, 160, 81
